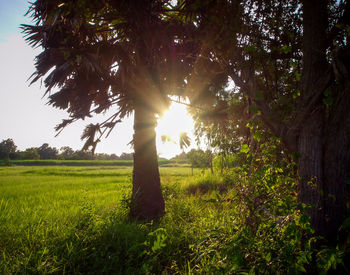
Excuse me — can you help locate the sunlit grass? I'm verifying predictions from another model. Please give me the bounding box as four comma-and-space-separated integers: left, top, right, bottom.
0, 165, 207, 273
0, 165, 316, 274
0, 166, 131, 273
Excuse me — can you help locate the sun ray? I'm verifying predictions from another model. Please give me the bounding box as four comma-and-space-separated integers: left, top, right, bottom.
155, 101, 195, 159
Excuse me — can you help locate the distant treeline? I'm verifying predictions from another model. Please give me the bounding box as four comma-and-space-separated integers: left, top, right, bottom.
0, 159, 186, 167
0, 138, 221, 168
0, 138, 134, 161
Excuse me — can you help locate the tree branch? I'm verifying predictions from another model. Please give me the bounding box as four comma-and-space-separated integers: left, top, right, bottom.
228, 65, 298, 152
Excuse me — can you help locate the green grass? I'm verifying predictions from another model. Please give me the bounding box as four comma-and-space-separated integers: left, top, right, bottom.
0, 166, 132, 273
0, 165, 333, 274
0, 165, 210, 273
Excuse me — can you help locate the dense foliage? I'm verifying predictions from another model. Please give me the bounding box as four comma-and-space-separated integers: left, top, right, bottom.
180, 0, 350, 245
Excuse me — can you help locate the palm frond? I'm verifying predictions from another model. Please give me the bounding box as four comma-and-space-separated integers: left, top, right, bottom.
81, 123, 101, 153
179, 132, 191, 150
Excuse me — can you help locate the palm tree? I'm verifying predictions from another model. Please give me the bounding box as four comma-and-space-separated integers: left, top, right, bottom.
22, 0, 198, 220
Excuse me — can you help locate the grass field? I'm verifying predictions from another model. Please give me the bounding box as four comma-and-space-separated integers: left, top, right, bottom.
1, 165, 228, 274
0, 164, 329, 274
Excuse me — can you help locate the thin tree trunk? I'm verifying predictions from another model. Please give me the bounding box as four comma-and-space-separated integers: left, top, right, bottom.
130, 102, 165, 220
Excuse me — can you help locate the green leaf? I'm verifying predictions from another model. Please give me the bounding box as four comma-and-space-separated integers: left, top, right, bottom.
240, 144, 250, 154
265, 252, 271, 262
253, 131, 262, 142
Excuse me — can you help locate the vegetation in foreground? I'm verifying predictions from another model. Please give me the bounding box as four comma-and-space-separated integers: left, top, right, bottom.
1, 165, 349, 274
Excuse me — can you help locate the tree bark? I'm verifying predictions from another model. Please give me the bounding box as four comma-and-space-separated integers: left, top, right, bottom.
297, 66, 350, 244
297, 0, 350, 242
297, 110, 326, 236
130, 102, 165, 220
297, 0, 328, 238
322, 52, 350, 242
323, 120, 348, 243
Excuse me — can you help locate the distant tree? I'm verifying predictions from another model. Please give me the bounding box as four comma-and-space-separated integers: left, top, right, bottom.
20, 148, 40, 160
187, 149, 212, 175
204, 149, 214, 174
95, 153, 108, 160
119, 152, 134, 161
212, 153, 237, 173
171, 151, 187, 160
0, 139, 17, 160
94, 153, 120, 160
59, 146, 74, 160
109, 154, 119, 160
71, 150, 94, 160
37, 143, 58, 160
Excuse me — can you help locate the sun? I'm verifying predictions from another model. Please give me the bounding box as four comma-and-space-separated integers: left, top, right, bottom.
155, 101, 195, 159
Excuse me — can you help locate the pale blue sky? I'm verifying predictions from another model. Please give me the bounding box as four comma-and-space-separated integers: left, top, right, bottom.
0, 0, 29, 41
0, 0, 195, 158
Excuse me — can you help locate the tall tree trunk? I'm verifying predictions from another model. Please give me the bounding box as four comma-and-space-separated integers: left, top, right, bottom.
298, 0, 329, 238
298, 0, 350, 242
130, 102, 165, 220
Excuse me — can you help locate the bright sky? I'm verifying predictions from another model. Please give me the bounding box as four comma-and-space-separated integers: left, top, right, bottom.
0, 0, 196, 159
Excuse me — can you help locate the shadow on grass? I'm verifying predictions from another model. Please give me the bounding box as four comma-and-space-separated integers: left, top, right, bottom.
3, 205, 193, 274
